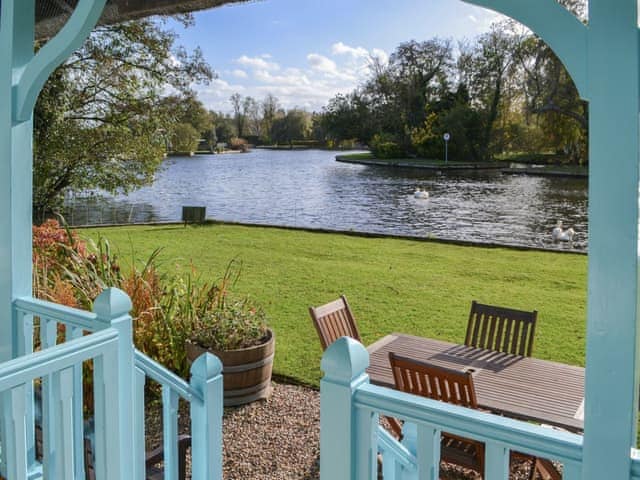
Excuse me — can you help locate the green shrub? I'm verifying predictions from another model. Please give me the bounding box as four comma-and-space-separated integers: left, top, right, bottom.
370, 133, 405, 159
33, 220, 268, 378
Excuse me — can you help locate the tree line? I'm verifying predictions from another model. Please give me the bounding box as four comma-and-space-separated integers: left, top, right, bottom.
321, 2, 587, 163
34, 2, 586, 216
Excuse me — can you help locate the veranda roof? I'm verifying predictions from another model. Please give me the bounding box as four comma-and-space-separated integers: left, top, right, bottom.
35, 0, 248, 39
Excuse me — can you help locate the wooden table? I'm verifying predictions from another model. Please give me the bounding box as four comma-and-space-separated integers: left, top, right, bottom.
367, 333, 585, 432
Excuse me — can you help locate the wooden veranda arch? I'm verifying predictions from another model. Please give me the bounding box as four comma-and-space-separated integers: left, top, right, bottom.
2, 1, 640, 479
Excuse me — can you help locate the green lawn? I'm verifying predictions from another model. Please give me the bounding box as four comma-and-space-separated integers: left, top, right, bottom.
81, 224, 587, 386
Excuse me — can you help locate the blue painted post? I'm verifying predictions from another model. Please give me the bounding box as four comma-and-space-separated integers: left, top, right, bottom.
93, 341, 122, 480
94, 288, 134, 480
320, 337, 370, 480
582, 2, 640, 478
134, 367, 146, 480
1, 385, 28, 480
484, 443, 509, 480
0, 0, 107, 473
66, 326, 86, 479
459, 2, 640, 477
162, 386, 180, 480
415, 425, 440, 480
0, 0, 35, 365
189, 352, 224, 480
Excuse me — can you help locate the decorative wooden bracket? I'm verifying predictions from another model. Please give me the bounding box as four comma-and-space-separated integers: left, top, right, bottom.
13, 0, 107, 122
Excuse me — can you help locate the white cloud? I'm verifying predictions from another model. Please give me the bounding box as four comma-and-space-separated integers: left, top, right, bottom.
332, 42, 369, 58
254, 68, 312, 87
371, 48, 389, 66
196, 45, 391, 112
466, 8, 502, 32
308, 53, 359, 81
195, 78, 246, 109
308, 54, 338, 74
236, 55, 280, 71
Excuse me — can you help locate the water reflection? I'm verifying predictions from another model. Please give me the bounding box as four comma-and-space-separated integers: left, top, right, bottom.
63, 150, 588, 251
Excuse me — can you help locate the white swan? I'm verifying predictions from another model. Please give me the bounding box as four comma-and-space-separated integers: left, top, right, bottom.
414, 188, 429, 199
552, 222, 575, 242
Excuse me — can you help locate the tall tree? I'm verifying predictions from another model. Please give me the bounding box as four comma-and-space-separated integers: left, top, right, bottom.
230, 93, 245, 138
458, 25, 521, 160
271, 109, 312, 146
34, 18, 213, 215
243, 96, 261, 138
261, 94, 279, 142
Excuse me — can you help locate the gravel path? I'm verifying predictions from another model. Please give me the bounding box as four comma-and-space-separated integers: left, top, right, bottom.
145, 382, 546, 480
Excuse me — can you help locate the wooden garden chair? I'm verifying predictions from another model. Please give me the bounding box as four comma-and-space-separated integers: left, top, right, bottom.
309, 295, 403, 438
389, 353, 561, 480
309, 295, 362, 350
465, 300, 538, 357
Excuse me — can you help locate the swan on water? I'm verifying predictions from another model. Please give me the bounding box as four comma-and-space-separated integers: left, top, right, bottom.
414, 188, 429, 199
552, 221, 575, 242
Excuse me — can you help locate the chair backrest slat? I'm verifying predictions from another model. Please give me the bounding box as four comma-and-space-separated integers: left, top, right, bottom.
389, 353, 478, 408
465, 301, 537, 357
309, 295, 361, 351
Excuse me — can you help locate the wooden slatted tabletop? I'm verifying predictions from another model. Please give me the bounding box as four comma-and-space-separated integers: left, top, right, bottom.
366, 333, 584, 432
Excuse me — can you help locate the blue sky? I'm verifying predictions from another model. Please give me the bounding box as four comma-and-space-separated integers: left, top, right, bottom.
168, 0, 504, 113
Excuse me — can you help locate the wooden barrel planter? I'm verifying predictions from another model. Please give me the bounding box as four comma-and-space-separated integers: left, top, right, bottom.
186, 329, 275, 407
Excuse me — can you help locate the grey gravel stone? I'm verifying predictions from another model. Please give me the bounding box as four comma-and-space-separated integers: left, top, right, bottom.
145, 382, 554, 479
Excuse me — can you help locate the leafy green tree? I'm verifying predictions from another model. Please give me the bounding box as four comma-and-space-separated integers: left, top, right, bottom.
230, 93, 246, 138
158, 93, 214, 153
321, 94, 364, 142
243, 96, 261, 138
458, 25, 521, 160
212, 113, 235, 144
514, 31, 587, 163
271, 109, 312, 146
388, 39, 453, 133
170, 123, 200, 153
34, 18, 213, 214
261, 94, 279, 143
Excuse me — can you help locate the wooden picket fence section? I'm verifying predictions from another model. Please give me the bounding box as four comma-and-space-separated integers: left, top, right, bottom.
0, 288, 223, 480
321, 337, 640, 480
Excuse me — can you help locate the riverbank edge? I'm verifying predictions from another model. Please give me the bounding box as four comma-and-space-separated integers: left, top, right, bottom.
77, 219, 586, 256
335, 154, 503, 170
501, 168, 588, 179
336, 154, 589, 178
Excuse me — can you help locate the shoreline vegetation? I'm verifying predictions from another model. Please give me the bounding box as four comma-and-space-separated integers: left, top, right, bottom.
80, 223, 587, 387
336, 152, 588, 178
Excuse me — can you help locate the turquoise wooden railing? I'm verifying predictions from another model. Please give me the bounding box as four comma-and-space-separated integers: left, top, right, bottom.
320, 337, 640, 480
0, 329, 122, 479
134, 349, 223, 480
6, 287, 223, 480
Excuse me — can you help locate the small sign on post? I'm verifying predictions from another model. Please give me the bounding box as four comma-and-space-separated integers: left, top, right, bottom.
443, 133, 451, 165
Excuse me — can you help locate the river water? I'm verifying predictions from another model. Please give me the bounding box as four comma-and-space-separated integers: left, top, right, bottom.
63, 149, 588, 251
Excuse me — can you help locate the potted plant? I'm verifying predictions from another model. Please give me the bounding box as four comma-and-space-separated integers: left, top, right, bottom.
184, 262, 274, 407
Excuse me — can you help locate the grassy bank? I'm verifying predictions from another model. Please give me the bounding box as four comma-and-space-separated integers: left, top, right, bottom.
81, 224, 587, 386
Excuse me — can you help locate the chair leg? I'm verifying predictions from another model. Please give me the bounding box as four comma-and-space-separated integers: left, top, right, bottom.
534, 457, 562, 480
527, 457, 537, 480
